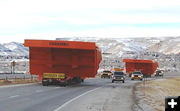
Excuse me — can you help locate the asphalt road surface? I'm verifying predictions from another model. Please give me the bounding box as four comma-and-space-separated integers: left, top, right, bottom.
0, 72, 179, 111
0, 78, 112, 111
0, 77, 138, 111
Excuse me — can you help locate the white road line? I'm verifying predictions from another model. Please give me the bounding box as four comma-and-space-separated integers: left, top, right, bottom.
0, 83, 38, 88
54, 87, 101, 111
8, 95, 20, 98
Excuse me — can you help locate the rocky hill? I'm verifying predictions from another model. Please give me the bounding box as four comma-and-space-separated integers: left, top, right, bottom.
0, 37, 179, 72
0, 42, 28, 61
57, 37, 180, 72
57, 37, 180, 56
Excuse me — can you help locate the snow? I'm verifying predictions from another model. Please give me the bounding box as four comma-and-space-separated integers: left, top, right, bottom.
58, 37, 180, 55
0, 37, 179, 61
4, 44, 17, 50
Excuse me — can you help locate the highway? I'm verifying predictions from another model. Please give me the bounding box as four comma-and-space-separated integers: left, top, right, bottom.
0, 78, 112, 111
0, 72, 179, 111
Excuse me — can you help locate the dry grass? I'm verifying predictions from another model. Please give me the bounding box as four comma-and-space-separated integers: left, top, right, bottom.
135, 77, 180, 111
0, 78, 40, 86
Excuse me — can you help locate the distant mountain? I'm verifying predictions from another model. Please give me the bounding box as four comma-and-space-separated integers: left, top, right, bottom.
147, 37, 180, 54
57, 37, 179, 72
57, 37, 180, 56
0, 37, 179, 71
0, 42, 29, 56
0, 37, 180, 58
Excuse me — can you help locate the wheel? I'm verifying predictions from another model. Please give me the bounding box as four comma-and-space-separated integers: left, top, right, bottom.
112, 80, 114, 83
140, 79, 143, 81
129, 74, 132, 77
42, 81, 48, 86
81, 79, 84, 82
122, 80, 125, 83
67, 79, 72, 85
131, 79, 134, 80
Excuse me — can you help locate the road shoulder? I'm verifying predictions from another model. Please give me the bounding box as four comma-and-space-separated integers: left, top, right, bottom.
133, 77, 180, 111
56, 81, 135, 111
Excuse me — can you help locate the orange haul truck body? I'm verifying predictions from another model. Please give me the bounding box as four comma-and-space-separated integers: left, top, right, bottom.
123, 59, 158, 77
24, 39, 102, 85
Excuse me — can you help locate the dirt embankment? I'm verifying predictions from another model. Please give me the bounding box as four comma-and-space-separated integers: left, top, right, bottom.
134, 77, 180, 111
0, 78, 39, 86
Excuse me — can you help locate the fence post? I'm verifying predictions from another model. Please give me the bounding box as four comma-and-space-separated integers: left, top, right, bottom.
31, 75, 33, 81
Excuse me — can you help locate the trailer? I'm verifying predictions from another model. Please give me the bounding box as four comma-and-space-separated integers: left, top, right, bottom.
123, 59, 158, 77
24, 39, 102, 86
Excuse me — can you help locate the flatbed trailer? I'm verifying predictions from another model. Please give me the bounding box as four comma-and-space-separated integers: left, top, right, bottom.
24, 39, 102, 86
123, 59, 158, 77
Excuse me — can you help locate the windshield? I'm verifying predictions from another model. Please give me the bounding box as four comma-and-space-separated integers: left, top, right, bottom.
103, 71, 111, 73
114, 72, 124, 75
133, 71, 142, 75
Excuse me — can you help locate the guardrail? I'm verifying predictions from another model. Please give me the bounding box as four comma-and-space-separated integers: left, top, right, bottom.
0, 74, 38, 80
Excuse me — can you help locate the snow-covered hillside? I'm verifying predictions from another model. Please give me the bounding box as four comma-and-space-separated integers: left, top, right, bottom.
0, 37, 179, 58
0, 37, 179, 72
147, 37, 180, 54
57, 37, 180, 56
0, 42, 28, 57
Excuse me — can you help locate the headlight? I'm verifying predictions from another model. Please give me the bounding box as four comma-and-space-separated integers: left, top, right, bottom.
131, 75, 134, 77
121, 77, 124, 80
138, 75, 141, 77
113, 77, 116, 79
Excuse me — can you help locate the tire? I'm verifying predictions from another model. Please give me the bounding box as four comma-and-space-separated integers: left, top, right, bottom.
129, 74, 132, 77
122, 80, 125, 83
42, 81, 48, 86
112, 80, 114, 83
81, 79, 84, 82
140, 79, 143, 81
131, 79, 134, 80
67, 79, 72, 85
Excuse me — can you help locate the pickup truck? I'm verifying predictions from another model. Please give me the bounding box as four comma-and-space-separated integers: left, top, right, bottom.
100, 70, 112, 78
131, 71, 143, 80
112, 71, 125, 83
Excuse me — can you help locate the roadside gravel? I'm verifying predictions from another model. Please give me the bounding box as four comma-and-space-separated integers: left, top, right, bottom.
58, 79, 138, 111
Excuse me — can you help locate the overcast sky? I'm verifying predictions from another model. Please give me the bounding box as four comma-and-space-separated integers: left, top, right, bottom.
0, 0, 180, 43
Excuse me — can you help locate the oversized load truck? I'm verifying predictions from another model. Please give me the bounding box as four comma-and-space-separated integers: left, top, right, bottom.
123, 59, 158, 77
24, 39, 102, 86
